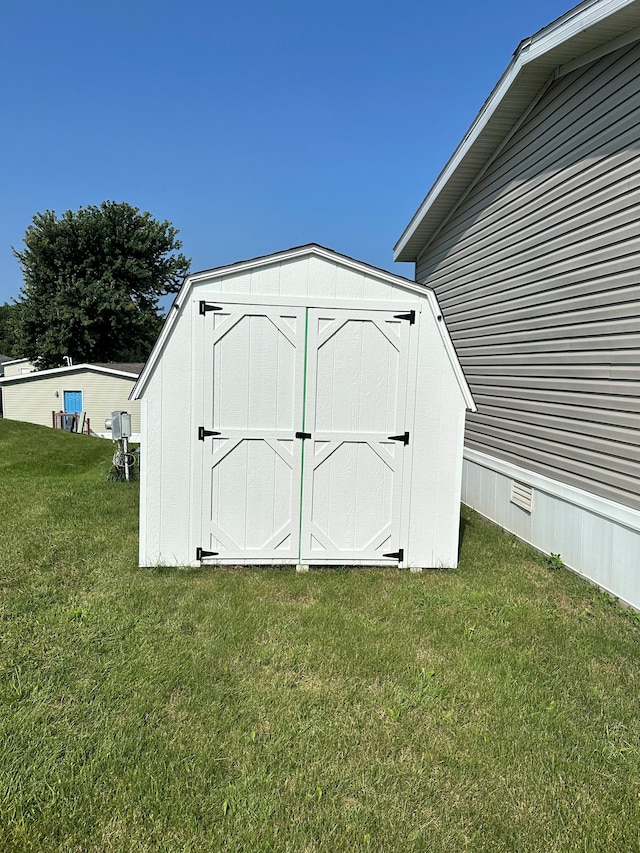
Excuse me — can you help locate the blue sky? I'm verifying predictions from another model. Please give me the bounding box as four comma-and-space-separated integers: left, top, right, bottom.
1, 0, 575, 305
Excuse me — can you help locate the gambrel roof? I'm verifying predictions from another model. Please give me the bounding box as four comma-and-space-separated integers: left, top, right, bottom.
130, 243, 475, 410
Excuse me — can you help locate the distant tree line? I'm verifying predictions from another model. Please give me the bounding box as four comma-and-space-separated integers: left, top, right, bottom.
0, 301, 20, 357
5, 201, 190, 368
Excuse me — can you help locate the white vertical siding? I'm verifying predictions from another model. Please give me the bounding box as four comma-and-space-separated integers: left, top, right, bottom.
139, 300, 195, 566
139, 252, 470, 567
409, 310, 467, 567
199, 256, 420, 304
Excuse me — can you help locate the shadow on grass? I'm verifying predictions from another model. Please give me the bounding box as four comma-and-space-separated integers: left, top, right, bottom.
149, 564, 411, 577
458, 510, 468, 561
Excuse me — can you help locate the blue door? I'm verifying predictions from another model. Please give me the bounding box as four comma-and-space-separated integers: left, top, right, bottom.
63, 390, 83, 413
63, 390, 83, 431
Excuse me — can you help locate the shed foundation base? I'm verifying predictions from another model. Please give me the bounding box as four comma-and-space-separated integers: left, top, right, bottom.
296, 564, 310, 573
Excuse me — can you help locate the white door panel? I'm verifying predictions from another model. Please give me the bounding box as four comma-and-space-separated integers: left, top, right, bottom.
201, 305, 305, 562
198, 303, 415, 565
300, 308, 411, 564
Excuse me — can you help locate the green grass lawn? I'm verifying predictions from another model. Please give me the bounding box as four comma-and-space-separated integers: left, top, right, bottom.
1, 419, 640, 852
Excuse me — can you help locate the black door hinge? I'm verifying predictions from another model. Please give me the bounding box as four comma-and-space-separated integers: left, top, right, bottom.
196, 547, 219, 561
199, 301, 223, 315
198, 426, 222, 441
383, 549, 404, 562
394, 310, 415, 324
388, 431, 410, 445
295, 431, 312, 439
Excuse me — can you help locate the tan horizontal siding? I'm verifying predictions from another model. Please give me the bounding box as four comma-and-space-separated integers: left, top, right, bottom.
420, 42, 640, 275
470, 381, 640, 412
431, 172, 640, 295
469, 383, 639, 414
433, 244, 640, 308
463, 362, 640, 380
443, 212, 640, 311
464, 431, 640, 511
424, 140, 640, 288
460, 348, 640, 367
455, 332, 640, 357
463, 424, 640, 488
448, 288, 640, 332
431, 220, 640, 300
472, 395, 640, 432
472, 405, 640, 444
468, 414, 640, 468
460, 45, 640, 212
416, 40, 640, 512
2, 370, 140, 434
422, 125, 640, 288
448, 311, 640, 341
446, 276, 640, 324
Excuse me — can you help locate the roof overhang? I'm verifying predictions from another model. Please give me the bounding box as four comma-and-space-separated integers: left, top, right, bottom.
394, 0, 640, 263
0, 363, 140, 386
0, 357, 31, 366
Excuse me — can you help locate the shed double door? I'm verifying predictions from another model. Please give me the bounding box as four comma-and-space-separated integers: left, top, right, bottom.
199, 303, 413, 565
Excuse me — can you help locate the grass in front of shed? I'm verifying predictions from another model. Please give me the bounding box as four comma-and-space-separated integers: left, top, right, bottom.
1, 418, 640, 852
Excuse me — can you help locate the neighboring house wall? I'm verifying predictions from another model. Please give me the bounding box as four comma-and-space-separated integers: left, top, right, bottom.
3, 359, 36, 378
1, 369, 141, 437
0, 356, 8, 416
416, 39, 640, 513
461, 449, 640, 607
405, 20, 640, 607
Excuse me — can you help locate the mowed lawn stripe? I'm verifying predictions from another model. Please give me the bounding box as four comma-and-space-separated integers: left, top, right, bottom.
1, 419, 640, 852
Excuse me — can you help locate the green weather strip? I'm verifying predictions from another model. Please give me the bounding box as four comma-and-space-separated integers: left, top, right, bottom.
297, 308, 310, 564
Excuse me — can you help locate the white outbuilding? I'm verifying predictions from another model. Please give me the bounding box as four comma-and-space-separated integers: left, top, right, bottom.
0, 362, 142, 439
131, 245, 475, 570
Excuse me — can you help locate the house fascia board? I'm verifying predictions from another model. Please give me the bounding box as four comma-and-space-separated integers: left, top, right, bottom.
394, 0, 640, 262
130, 244, 476, 410
0, 357, 32, 367
0, 364, 140, 386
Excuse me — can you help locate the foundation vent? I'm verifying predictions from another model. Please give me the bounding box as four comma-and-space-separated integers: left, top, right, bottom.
510, 480, 533, 513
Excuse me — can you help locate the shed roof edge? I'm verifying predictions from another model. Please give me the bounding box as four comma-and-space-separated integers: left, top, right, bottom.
131, 244, 441, 401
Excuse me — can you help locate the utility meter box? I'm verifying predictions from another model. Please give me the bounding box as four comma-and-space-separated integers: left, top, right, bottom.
111, 410, 132, 440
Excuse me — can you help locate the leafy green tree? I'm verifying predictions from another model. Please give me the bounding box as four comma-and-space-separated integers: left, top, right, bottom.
0, 302, 21, 357
13, 201, 190, 368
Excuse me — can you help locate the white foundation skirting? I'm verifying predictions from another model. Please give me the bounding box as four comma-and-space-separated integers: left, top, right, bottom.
462, 449, 640, 611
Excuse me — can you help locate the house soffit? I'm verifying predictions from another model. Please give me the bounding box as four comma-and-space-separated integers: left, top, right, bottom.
394, 0, 640, 263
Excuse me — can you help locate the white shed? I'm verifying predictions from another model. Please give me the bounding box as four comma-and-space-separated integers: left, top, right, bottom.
131, 245, 475, 570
